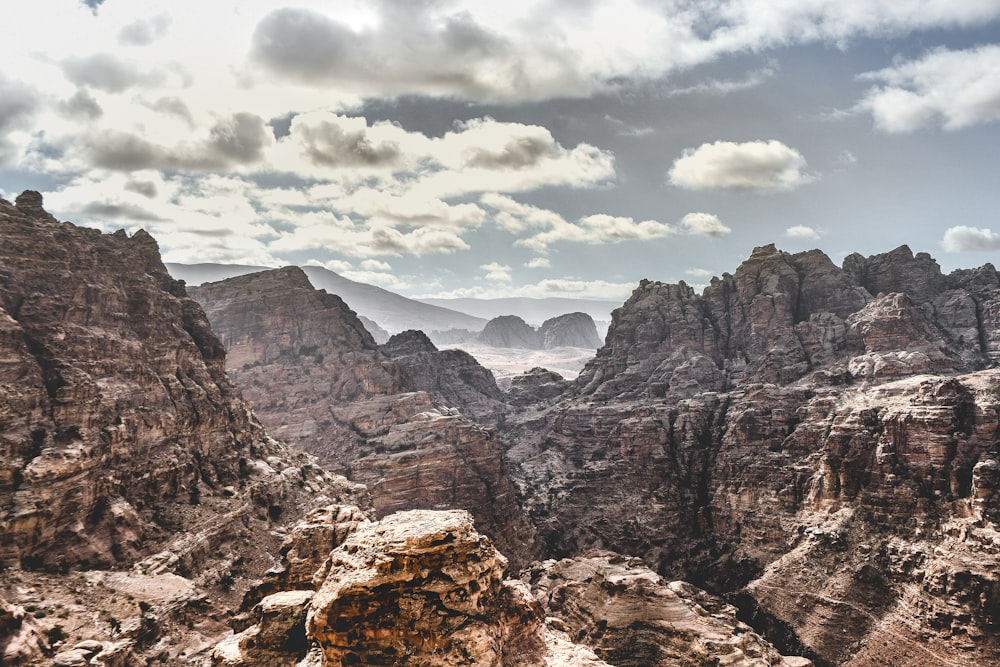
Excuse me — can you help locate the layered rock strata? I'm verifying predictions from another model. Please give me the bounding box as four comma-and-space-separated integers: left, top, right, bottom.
0, 192, 367, 664
381, 329, 504, 422
189, 269, 538, 565
503, 243, 1000, 665
216, 508, 800, 666
527, 552, 811, 667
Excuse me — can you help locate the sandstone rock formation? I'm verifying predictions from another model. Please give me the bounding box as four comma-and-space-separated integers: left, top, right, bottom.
0, 195, 351, 571
477, 313, 602, 350
539, 312, 603, 349
0, 192, 367, 664
189, 270, 538, 566
527, 552, 811, 667
478, 314, 542, 348
506, 367, 570, 407
217, 508, 798, 667
502, 243, 1000, 665
382, 329, 504, 422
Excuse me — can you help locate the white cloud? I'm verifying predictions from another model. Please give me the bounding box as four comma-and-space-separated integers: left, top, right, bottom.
942, 226, 1000, 252
669, 140, 811, 191
857, 44, 1000, 132
681, 212, 731, 238
686, 268, 714, 278
516, 214, 674, 253
361, 259, 392, 272
306, 258, 353, 273
481, 262, 513, 283
525, 257, 551, 269
423, 277, 637, 301
785, 225, 821, 240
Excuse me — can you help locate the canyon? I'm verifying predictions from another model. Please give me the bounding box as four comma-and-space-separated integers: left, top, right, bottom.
2, 191, 999, 665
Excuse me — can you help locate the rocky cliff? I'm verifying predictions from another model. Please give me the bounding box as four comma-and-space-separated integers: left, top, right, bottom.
477, 313, 602, 350
213, 507, 803, 667
540, 312, 603, 349
189, 270, 538, 566
381, 329, 504, 422
503, 243, 1000, 665
0, 192, 365, 664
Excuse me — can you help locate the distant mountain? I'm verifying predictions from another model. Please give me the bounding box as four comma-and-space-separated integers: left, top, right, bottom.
167, 262, 487, 334
417, 296, 620, 326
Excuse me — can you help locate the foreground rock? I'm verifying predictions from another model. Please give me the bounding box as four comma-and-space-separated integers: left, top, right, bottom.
0, 192, 365, 664
216, 508, 800, 666
527, 552, 811, 667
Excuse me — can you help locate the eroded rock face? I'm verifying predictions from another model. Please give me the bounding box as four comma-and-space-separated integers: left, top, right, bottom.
0, 195, 325, 570
189, 272, 538, 567
382, 329, 504, 422
0, 192, 369, 666
539, 313, 602, 349
478, 315, 542, 348
527, 552, 811, 667
503, 243, 1000, 666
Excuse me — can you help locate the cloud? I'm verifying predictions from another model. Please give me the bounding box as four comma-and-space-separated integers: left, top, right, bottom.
79, 201, 165, 222
857, 44, 1000, 132
681, 212, 731, 237
58, 89, 103, 120
249, 5, 585, 101
465, 135, 560, 169
424, 277, 637, 301
669, 140, 811, 191
124, 180, 158, 198
294, 115, 401, 168
481, 262, 513, 283
686, 268, 714, 278
84, 113, 271, 171
81, 0, 105, 14
360, 259, 392, 272
146, 97, 194, 125
942, 226, 1000, 252
525, 257, 551, 269
666, 66, 776, 97
481, 193, 572, 233
785, 224, 821, 240
118, 15, 172, 46
516, 213, 674, 253
61, 53, 164, 93
0, 78, 40, 165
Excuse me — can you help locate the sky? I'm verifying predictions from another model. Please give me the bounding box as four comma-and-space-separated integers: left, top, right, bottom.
2, 0, 1000, 301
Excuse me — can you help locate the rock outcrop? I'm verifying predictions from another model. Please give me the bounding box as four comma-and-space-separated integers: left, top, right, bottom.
217, 508, 800, 667
477, 313, 602, 350
539, 312, 603, 349
382, 329, 504, 422
215, 508, 612, 667
0, 195, 350, 571
0, 192, 367, 664
527, 552, 811, 667
478, 314, 542, 348
189, 271, 539, 566
502, 243, 1000, 666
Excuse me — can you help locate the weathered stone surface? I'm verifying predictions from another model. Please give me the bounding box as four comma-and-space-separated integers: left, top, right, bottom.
527, 552, 811, 667
0, 192, 367, 666
189, 273, 538, 567
0, 599, 45, 666
478, 314, 542, 348
382, 329, 504, 422
506, 367, 570, 407
0, 195, 349, 572
539, 313, 602, 349
503, 243, 1000, 666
